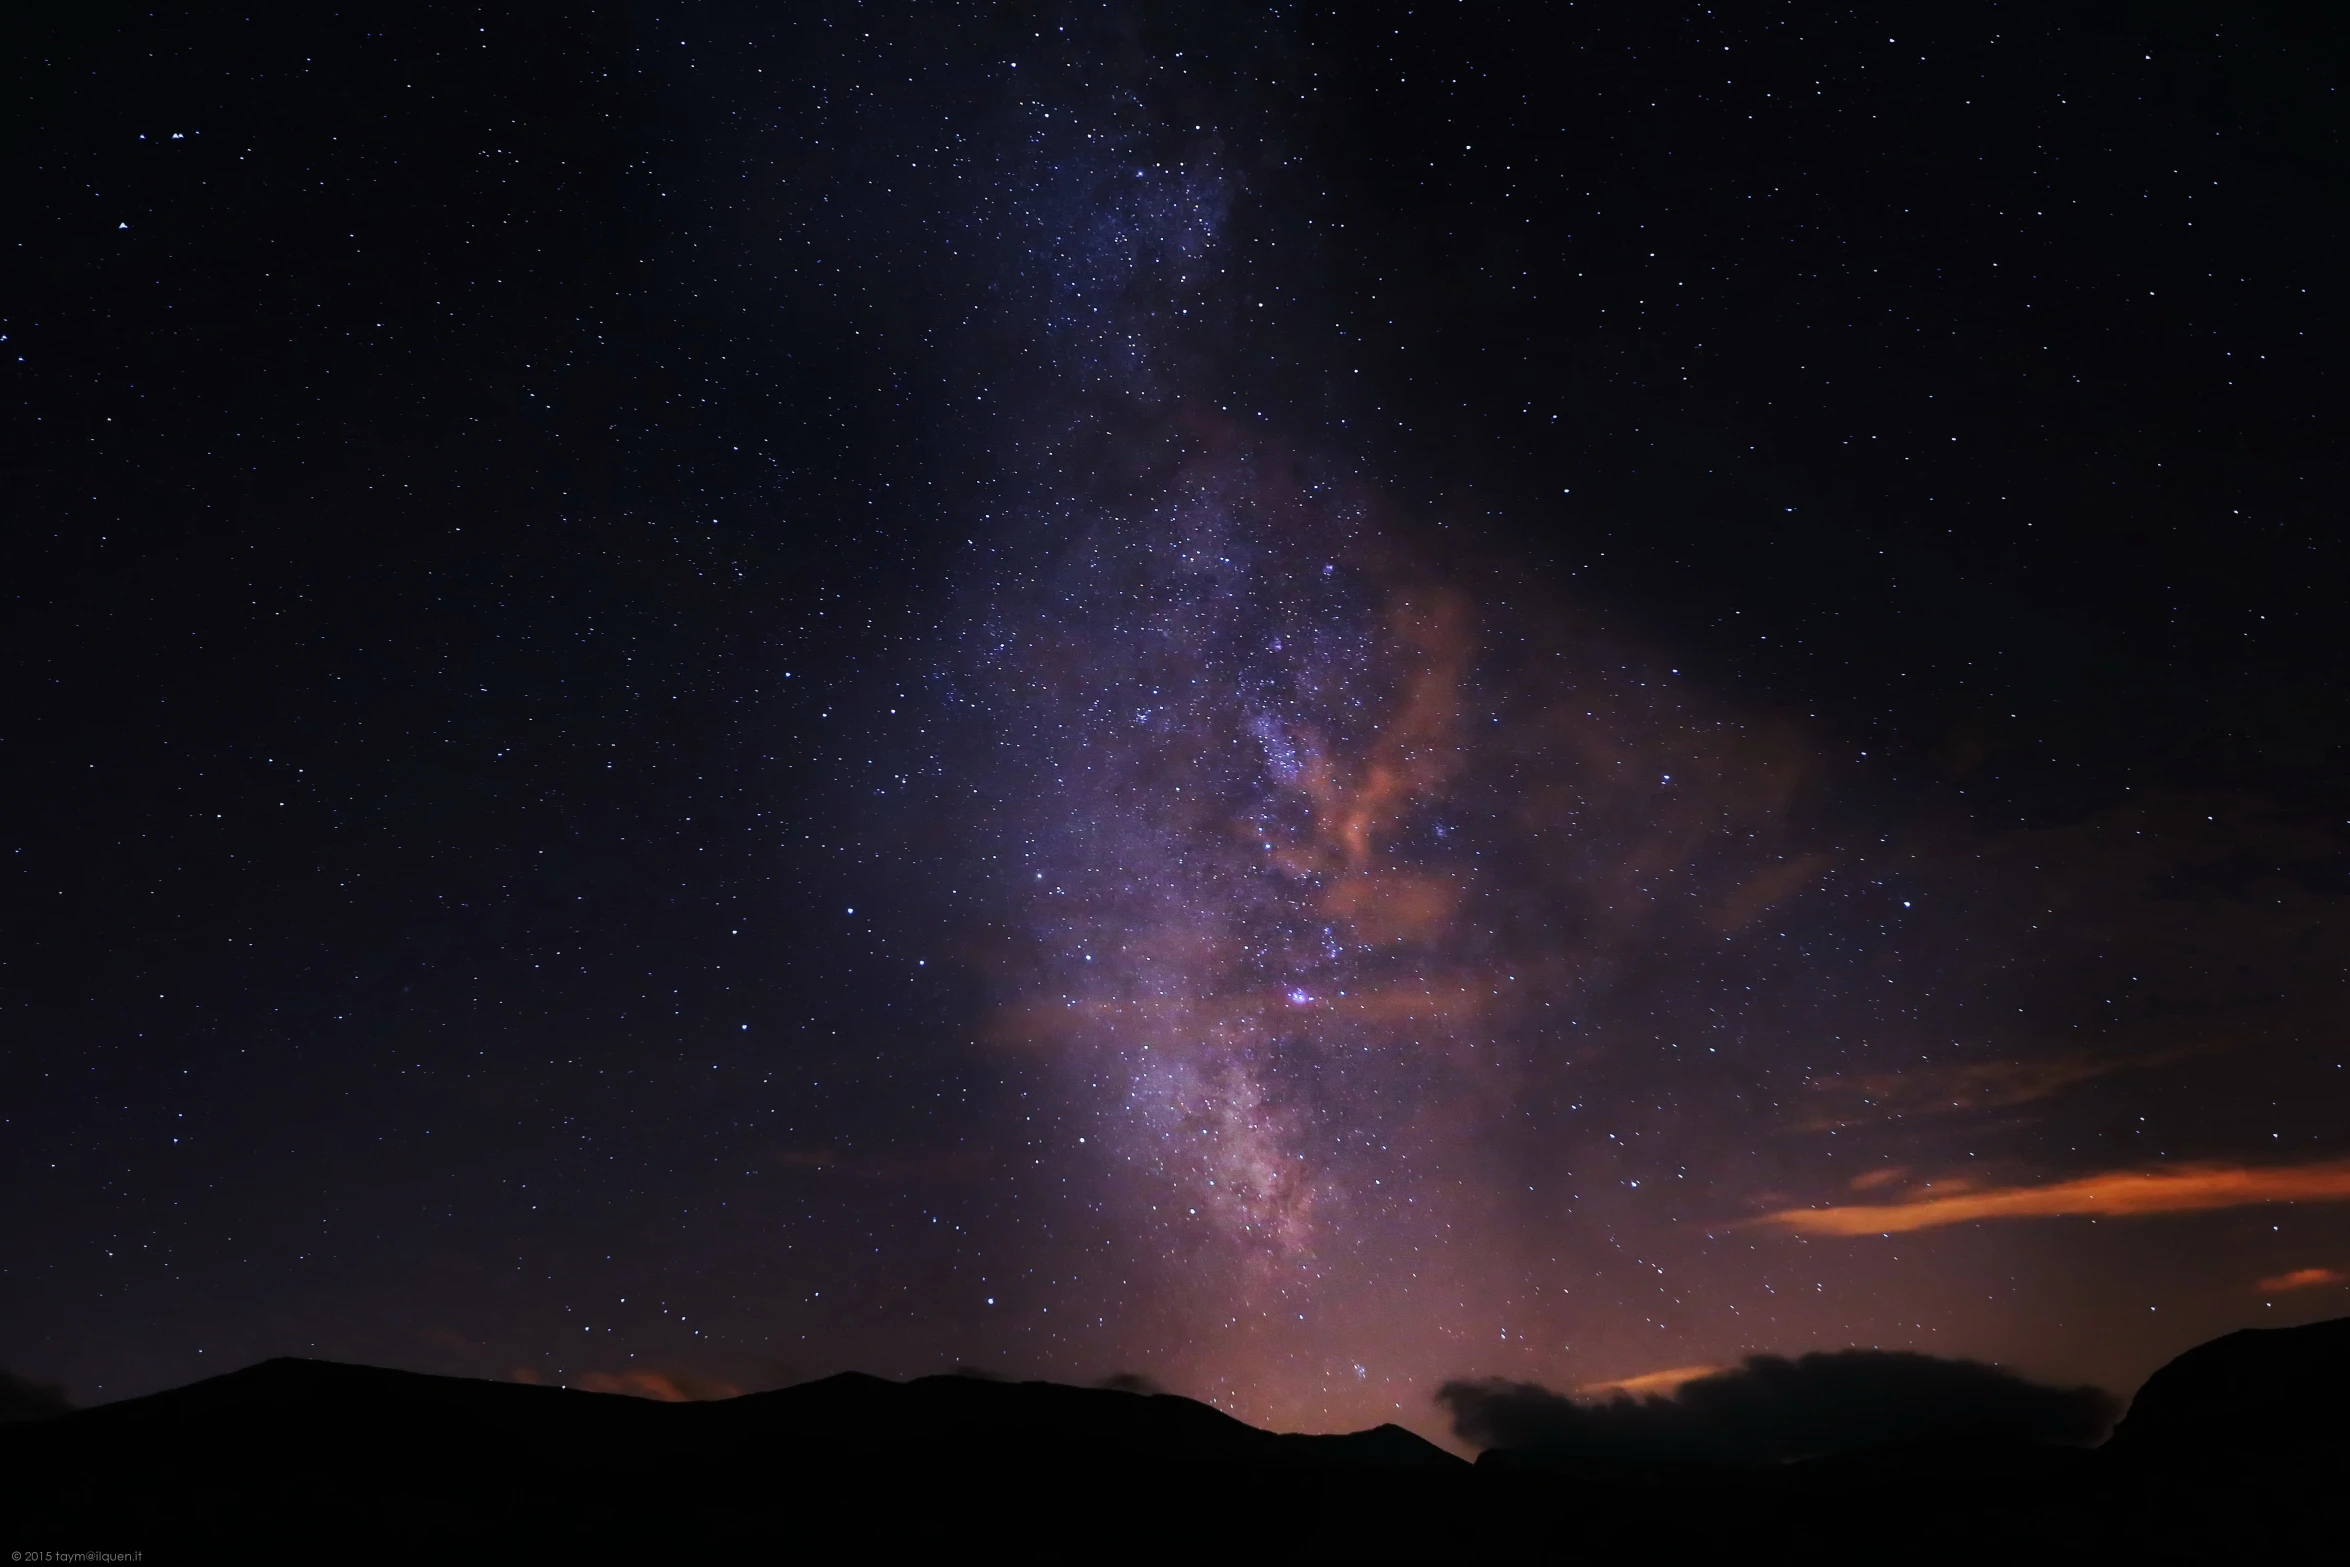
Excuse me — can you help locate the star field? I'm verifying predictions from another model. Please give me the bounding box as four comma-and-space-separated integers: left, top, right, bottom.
4, 3, 2345, 1440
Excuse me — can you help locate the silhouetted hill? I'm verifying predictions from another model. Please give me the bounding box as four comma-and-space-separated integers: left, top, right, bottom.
2107, 1313, 2350, 1456
2090, 1315, 2350, 1555
14, 1355, 1458, 1471
5, 1322, 2343, 1558
0, 1358, 1467, 1555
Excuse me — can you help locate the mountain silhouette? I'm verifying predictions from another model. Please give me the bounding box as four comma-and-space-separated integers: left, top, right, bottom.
5, 1319, 2343, 1557
2107, 1312, 2350, 1456
10, 1355, 1460, 1473
2092, 1314, 2350, 1556
1, 1358, 1467, 1555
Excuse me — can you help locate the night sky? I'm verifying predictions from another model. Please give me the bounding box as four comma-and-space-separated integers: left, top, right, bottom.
7, 3, 2347, 1444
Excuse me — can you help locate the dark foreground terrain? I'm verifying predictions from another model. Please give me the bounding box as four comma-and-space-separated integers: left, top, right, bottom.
4, 1316, 2343, 1560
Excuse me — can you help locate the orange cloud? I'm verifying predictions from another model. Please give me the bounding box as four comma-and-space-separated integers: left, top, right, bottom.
1751, 1158, 2350, 1236
1318, 870, 1458, 944
1325, 974, 1498, 1029
1579, 1364, 1722, 1398
1845, 1168, 1978, 1198
1281, 590, 1471, 881
2256, 1266, 2344, 1294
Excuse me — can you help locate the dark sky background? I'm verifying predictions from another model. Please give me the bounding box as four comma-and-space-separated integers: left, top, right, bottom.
6, 2, 2346, 1443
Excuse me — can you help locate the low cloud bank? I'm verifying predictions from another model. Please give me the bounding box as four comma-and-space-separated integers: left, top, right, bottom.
1440, 1350, 2116, 1464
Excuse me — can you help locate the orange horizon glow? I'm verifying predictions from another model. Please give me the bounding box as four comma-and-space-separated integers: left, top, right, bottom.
570, 1368, 742, 1402
1752, 1158, 2350, 1235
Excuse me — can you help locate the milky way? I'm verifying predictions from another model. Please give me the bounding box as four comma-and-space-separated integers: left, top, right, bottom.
14, 4, 2345, 1441
956, 430, 1855, 1422
916, 105, 1911, 1426
815, 47, 2350, 1433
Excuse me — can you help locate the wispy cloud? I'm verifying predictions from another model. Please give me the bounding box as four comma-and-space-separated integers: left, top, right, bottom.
1751, 1158, 2350, 1235
1791, 1044, 2218, 1131
1577, 1364, 1722, 1398
2255, 1266, 2344, 1294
